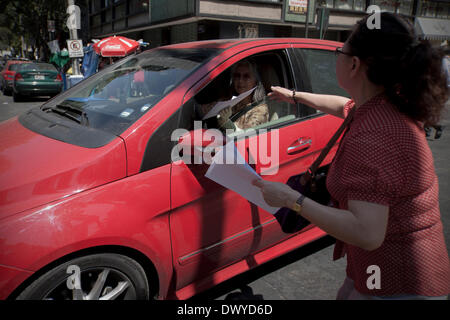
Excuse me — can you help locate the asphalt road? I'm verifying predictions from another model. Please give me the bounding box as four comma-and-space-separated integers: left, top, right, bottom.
0, 93, 449, 300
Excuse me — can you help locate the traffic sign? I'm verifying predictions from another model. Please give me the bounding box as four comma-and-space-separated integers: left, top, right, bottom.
67, 39, 84, 58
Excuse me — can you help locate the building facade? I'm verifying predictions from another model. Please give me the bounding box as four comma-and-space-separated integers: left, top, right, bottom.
86, 0, 450, 47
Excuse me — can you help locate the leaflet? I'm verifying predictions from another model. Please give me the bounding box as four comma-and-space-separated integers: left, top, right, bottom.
205, 141, 279, 214
202, 87, 256, 120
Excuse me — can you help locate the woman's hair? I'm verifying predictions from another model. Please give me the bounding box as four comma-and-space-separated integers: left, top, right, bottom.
347, 12, 448, 126
231, 59, 266, 102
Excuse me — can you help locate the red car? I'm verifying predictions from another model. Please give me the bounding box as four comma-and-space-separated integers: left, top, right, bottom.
1, 59, 31, 96
0, 38, 348, 300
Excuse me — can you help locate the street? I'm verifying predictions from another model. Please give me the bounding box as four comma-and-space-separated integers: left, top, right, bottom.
0, 93, 449, 300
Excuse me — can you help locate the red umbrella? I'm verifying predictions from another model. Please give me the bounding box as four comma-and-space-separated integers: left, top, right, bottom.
93, 35, 139, 57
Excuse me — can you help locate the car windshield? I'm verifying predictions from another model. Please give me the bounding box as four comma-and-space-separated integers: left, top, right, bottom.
19, 63, 56, 71
41, 48, 219, 136
9, 64, 22, 71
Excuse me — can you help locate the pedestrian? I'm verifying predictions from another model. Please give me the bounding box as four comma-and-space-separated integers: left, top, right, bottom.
253, 12, 450, 299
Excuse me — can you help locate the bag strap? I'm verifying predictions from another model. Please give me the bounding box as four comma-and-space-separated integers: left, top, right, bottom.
302, 105, 356, 184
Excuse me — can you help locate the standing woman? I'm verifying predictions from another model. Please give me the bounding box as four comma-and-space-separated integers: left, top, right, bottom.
254, 12, 450, 299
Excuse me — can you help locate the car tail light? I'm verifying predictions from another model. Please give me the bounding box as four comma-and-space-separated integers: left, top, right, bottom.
14, 73, 23, 81
55, 74, 62, 82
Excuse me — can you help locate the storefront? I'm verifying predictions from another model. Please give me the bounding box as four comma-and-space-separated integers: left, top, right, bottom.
415, 17, 450, 45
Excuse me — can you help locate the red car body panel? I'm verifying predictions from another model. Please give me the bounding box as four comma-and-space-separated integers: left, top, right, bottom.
0, 164, 172, 299
0, 116, 127, 218
0, 38, 344, 300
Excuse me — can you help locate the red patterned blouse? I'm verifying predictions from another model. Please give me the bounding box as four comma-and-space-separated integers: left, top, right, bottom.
326, 94, 450, 296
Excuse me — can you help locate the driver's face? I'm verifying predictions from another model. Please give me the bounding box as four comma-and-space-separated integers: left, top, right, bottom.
232, 64, 256, 95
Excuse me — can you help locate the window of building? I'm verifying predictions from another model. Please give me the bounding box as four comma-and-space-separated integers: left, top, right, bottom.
354, 0, 365, 11
436, 2, 450, 18
419, 0, 438, 17
106, 8, 112, 22
114, 3, 127, 20
398, 0, 413, 15
372, 0, 397, 13
370, 0, 413, 15
243, 0, 282, 2
324, 0, 334, 8
335, 0, 354, 10
93, 0, 102, 13
129, 0, 149, 15
317, 0, 365, 11
92, 14, 101, 27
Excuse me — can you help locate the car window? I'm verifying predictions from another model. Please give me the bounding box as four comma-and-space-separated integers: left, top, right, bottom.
19, 63, 56, 71
9, 64, 20, 71
294, 48, 349, 99
183, 50, 297, 138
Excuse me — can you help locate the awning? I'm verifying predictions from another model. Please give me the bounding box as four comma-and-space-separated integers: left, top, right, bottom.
414, 17, 450, 41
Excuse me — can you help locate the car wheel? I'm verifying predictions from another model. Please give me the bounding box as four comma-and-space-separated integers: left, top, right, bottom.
13, 92, 23, 102
3, 87, 11, 96
16, 253, 150, 300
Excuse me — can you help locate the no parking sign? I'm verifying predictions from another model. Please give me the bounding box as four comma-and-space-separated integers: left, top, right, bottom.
67, 39, 84, 58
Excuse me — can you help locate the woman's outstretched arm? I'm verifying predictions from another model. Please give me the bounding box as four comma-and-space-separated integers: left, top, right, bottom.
268, 86, 350, 119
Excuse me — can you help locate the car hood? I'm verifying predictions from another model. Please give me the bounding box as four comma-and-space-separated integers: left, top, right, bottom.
0, 117, 127, 219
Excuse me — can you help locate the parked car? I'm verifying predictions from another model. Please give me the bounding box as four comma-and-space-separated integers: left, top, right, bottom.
12, 62, 62, 102
0, 59, 30, 96
0, 38, 349, 300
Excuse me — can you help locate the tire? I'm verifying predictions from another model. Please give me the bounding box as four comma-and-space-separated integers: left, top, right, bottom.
3, 86, 11, 96
16, 253, 150, 300
13, 92, 22, 102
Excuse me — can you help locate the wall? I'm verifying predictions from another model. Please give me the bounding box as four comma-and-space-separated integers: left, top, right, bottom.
151, 0, 196, 23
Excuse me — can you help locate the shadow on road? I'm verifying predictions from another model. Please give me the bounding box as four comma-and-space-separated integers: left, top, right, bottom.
17, 96, 52, 103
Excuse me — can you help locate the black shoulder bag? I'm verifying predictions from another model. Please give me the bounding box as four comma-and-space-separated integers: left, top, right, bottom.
274, 107, 356, 233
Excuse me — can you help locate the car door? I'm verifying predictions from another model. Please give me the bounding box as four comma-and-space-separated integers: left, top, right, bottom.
290, 43, 350, 163
169, 44, 327, 290
239, 46, 345, 258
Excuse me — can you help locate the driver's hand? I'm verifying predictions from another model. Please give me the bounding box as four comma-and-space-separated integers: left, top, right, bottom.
217, 107, 232, 126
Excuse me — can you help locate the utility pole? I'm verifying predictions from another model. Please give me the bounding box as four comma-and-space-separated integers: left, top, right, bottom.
67, 0, 81, 76
305, 0, 310, 38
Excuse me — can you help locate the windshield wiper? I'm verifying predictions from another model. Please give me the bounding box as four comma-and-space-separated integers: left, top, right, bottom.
43, 103, 89, 126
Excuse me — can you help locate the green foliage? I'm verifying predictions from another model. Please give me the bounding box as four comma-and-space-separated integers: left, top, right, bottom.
0, 0, 69, 59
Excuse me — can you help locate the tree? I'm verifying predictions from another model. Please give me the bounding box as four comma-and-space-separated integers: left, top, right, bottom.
0, 0, 69, 60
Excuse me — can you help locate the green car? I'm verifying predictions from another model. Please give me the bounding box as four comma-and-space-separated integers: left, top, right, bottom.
13, 63, 62, 102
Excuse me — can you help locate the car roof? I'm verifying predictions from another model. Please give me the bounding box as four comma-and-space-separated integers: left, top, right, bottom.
6, 60, 30, 65
162, 38, 342, 50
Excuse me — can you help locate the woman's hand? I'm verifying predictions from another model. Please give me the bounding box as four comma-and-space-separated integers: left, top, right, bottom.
217, 106, 232, 126
268, 86, 296, 104
252, 179, 300, 208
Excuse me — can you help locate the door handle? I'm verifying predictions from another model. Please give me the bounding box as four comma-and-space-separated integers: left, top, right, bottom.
287, 138, 312, 155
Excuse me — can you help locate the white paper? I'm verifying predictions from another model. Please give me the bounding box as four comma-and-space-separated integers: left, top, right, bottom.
205, 141, 280, 214
202, 87, 256, 120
